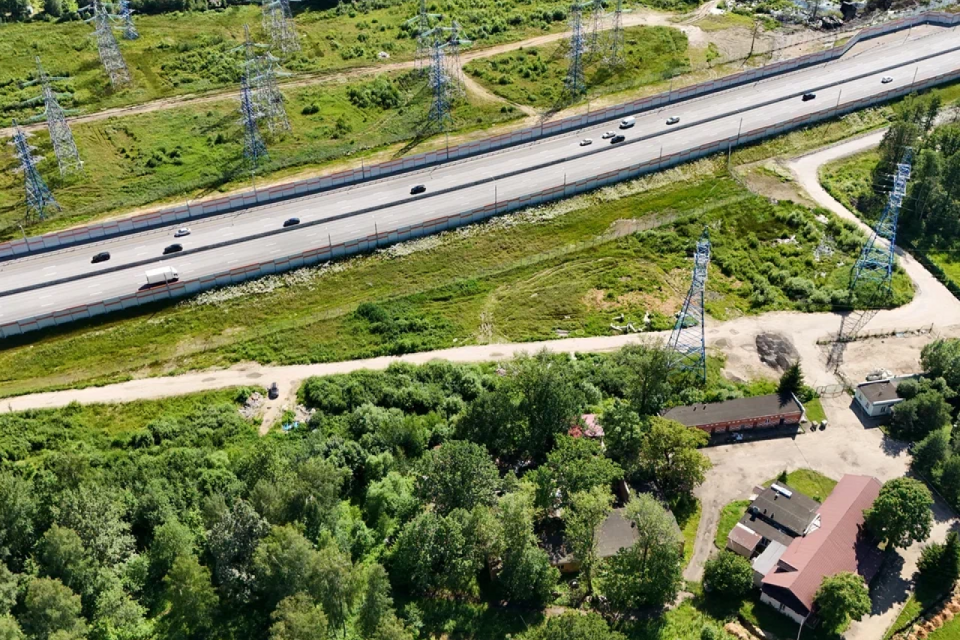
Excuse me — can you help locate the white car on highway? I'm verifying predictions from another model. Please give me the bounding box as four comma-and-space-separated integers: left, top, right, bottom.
580, 138, 593, 146
881, 76, 893, 84
602, 131, 616, 139
174, 227, 191, 238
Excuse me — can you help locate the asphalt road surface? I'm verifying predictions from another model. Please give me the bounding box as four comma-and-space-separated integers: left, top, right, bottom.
2, 24, 959, 324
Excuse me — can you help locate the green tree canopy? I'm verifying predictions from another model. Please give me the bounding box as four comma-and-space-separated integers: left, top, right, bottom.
814, 572, 871, 634
268, 593, 328, 640
922, 338, 960, 391
21, 577, 87, 640
497, 490, 559, 605
563, 486, 613, 594
864, 478, 933, 549
599, 494, 683, 609
521, 612, 627, 640
638, 417, 711, 500
0, 472, 37, 568
414, 440, 499, 515
0, 616, 24, 640
911, 428, 951, 477
162, 555, 218, 640
535, 435, 622, 510
917, 531, 960, 590
778, 362, 804, 397
614, 344, 673, 417
890, 390, 952, 441
703, 551, 753, 599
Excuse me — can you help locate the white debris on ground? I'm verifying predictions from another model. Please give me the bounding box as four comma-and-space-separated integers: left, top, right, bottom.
376, 234, 445, 258
239, 391, 264, 419
294, 404, 314, 423
184, 262, 348, 307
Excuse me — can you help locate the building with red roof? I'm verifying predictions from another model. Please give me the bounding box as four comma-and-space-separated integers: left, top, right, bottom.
760, 474, 882, 625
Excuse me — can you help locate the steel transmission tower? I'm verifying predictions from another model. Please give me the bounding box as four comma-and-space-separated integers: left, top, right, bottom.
20, 57, 83, 176
406, 0, 441, 75
262, 0, 300, 54
239, 76, 268, 171
588, 0, 605, 57
119, 0, 138, 40
238, 25, 291, 135
427, 35, 453, 131
9, 121, 61, 223
564, 2, 587, 100
607, 0, 626, 66
667, 230, 711, 382
851, 149, 913, 296
85, 0, 131, 87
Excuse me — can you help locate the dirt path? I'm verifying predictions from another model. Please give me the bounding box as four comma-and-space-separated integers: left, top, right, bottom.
0, 8, 683, 140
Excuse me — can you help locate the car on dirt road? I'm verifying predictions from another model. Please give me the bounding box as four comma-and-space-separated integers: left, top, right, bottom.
268, 382, 279, 399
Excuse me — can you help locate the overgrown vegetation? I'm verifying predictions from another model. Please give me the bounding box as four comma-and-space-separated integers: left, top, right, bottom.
0, 346, 742, 640
0, 158, 913, 397
464, 25, 690, 108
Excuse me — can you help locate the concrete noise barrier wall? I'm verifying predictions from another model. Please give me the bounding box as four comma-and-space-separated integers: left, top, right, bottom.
3, 63, 959, 340
1, 10, 958, 262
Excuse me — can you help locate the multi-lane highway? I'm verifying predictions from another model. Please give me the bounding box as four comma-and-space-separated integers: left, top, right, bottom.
3, 23, 960, 325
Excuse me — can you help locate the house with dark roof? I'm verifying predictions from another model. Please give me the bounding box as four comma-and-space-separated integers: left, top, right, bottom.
662, 393, 804, 435
760, 475, 882, 625
726, 482, 820, 559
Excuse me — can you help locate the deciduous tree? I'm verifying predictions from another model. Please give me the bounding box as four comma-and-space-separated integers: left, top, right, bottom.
703, 551, 753, 598
638, 417, 711, 500
563, 487, 613, 594
21, 577, 87, 640
414, 441, 499, 515
521, 612, 627, 640
865, 478, 933, 549
911, 428, 951, 477
536, 436, 622, 510
814, 572, 871, 633
917, 531, 960, 590
268, 593, 328, 640
162, 555, 218, 640
614, 344, 673, 417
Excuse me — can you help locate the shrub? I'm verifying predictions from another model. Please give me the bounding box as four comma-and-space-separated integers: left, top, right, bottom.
703, 551, 753, 598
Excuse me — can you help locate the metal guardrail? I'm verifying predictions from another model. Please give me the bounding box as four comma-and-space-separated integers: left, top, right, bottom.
2, 9, 958, 261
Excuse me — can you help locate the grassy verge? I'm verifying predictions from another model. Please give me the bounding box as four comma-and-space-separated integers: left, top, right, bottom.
764, 468, 837, 503
739, 594, 834, 640
0, 1, 588, 122
464, 25, 690, 109
0, 70, 521, 241
819, 148, 881, 214
678, 498, 702, 568
0, 153, 914, 397
714, 499, 750, 549
803, 396, 827, 424
885, 582, 949, 640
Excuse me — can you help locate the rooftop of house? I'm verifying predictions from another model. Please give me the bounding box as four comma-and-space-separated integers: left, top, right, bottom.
761, 475, 883, 617
728, 522, 762, 554
569, 414, 604, 439
749, 483, 820, 537
857, 380, 901, 404
662, 393, 803, 428
752, 540, 789, 577
595, 508, 640, 559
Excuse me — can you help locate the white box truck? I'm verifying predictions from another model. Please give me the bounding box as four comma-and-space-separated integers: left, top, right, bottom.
145, 266, 179, 286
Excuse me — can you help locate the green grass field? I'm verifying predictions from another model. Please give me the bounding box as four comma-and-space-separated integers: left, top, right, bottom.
464, 25, 690, 108
0, 154, 914, 397
0, 69, 520, 240
714, 499, 750, 549
677, 498, 702, 568
0, 0, 589, 122
764, 468, 836, 503
804, 396, 827, 424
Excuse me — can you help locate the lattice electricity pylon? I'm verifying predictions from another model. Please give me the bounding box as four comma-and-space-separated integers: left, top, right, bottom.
239, 76, 268, 171
851, 149, 913, 297
424, 22, 471, 95
606, 0, 627, 66
262, 0, 300, 55
18, 57, 83, 176
667, 230, 711, 382
406, 0, 441, 75
587, 0, 605, 58
83, 0, 131, 87
426, 35, 453, 132
9, 121, 61, 223
119, 0, 138, 40
564, 1, 588, 100
236, 25, 291, 135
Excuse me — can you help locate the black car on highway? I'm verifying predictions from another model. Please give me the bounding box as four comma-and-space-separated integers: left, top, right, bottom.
162, 243, 183, 255
410, 184, 427, 195
91, 251, 111, 264
802, 93, 816, 101
610, 134, 626, 144
283, 218, 300, 227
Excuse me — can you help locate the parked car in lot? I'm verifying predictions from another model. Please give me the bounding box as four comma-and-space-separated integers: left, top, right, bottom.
268, 382, 279, 399
726, 432, 744, 443
174, 227, 191, 238
610, 134, 626, 144
881, 76, 893, 84
162, 243, 183, 255
602, 131, 616, 139
283, 218, 300, 227
802, 93, 816, 101
91, 251, 111, 264
410, 184, 427, 194
580, 138, 593, 146
666, 116, 680, 125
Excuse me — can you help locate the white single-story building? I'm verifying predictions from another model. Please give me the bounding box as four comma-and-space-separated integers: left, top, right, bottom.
854, 379, 903, 417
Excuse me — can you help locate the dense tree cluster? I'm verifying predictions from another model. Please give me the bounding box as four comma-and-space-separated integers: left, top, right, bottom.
0, 346, 723, 639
